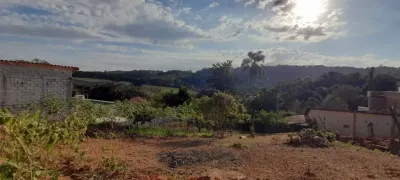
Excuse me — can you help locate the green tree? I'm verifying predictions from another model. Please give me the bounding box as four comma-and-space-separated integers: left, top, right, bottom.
207, 60, 236, 92
372, 74, 398, 91
162, 87, 192, 107
241, 51, 266, 86
254, 111, 287, 133
32, 58, 50, 64
366, 67, 375, 91
247, 88, 280, 113
289, 100, 308, 114
197, 92, 244, 138
307, 93, 349, 110
115, 100, 159, 126
175, 102, 204, 133
330, 85, 365, 110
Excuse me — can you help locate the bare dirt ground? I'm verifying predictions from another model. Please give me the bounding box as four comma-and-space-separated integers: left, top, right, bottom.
56, 134, 400, 180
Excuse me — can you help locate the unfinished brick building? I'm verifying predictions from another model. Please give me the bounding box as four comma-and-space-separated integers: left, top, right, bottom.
0, 60, 79, 112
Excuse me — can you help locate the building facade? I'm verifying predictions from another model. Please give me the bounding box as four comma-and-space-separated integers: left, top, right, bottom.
0, 60, 78, 112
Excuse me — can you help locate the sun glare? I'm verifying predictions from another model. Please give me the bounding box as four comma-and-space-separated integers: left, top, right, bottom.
293, 0, 327, 23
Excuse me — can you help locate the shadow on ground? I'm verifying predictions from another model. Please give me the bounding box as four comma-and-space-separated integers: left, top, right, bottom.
158, 139, 215, 148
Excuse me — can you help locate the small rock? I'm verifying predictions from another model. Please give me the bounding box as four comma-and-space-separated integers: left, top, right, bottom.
239, 136, 247, 139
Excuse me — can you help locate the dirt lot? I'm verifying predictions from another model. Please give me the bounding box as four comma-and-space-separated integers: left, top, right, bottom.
56, 134, 400, 180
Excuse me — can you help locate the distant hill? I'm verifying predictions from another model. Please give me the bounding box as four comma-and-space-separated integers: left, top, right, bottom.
73, 77, 197, 97
73, 65, 400, 90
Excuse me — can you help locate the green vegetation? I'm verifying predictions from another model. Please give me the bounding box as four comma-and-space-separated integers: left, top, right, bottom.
288, 128, 337, 148
207, 60, 236, 92
241, 51, 266, 86
0, 98, 104, 179
254, 111, 287, 133
4, 52, 400, 179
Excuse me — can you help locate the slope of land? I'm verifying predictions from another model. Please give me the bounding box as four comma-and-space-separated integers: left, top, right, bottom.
56, 134, 400, 180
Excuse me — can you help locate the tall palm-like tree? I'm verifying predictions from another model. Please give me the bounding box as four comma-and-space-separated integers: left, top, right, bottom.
241, 51, 266, 86
307, 93, 349, 111
367, 67, 375, 91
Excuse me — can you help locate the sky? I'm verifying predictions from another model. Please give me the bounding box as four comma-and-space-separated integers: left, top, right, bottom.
0, 0, 399, 71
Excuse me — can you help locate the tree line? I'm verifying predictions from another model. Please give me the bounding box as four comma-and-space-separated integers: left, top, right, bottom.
72, 51, 399, 135
73, 61, 400, 91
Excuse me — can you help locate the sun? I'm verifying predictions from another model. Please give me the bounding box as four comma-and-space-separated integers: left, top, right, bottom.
292, 0, 327, 23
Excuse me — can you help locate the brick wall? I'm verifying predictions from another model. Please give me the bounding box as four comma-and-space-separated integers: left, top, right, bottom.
0, 64, 74, 112
368, 91, 400, 113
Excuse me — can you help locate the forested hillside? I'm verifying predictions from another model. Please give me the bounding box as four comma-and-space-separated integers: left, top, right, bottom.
73, 65, 400, 90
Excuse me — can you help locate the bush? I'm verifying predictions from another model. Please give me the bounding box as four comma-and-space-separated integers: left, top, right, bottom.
254, 111, 287, 133
278, 111, 297, 117
161, 87, 192, 107
197, 92, 248, 138
0, 99, 104, 179
115, 100, 160, 126
89, 84, 147, 101
288, 128, 336, 148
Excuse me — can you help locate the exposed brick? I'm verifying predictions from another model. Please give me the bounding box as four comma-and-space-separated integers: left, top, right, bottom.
0, 64, 74, 112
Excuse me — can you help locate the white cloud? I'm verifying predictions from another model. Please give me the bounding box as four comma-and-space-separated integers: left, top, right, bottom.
208, 2, 220, 8
194, 14, 202, 20
245, 1, 347, 42
0, 0, 350, 47
244, 0, 256, 7
0, 0, 212, 47
95, 44, 139, 53
259, 48, 397, 68
209, 15, 245, 40
178, 7, 191, 15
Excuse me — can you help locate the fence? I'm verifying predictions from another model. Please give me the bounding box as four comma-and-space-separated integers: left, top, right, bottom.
306, 109, 399, 139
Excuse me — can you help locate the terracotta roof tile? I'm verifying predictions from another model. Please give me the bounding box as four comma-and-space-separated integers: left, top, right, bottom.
0, 60, 79, 72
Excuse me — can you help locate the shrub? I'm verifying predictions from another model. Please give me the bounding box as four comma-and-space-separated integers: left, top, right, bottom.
254, 111, 287, 133
115, 100, 160, 126
88, 83, 148, 101
197, 92, 249, 138
0, 99, 108, 179
289, 128, 336, 148
161, 87, 192, 107
101, 157, 126, 172
41, 96, 65, 115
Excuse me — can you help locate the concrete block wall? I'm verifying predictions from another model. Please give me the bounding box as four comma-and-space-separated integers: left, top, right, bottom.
0, 64, 74, 112
307, 109, 399, 139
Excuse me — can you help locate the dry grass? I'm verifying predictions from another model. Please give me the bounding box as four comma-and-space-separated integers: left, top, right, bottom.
35, 134, 400, 179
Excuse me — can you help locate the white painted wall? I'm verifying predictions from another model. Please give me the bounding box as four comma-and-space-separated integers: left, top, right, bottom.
355, 113, 393, 138
307, 109, 399, 138
307, 110, 354, 137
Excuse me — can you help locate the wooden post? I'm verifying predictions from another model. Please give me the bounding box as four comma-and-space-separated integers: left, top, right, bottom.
353, 111, 357, 143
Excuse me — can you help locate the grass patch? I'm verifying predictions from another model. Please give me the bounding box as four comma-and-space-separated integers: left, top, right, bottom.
141, 85, 198, 96
333, 141, 363, 150
125, 127, 213, 138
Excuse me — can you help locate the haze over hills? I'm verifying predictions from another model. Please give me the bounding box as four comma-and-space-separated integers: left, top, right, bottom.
73, 65, 400, 90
